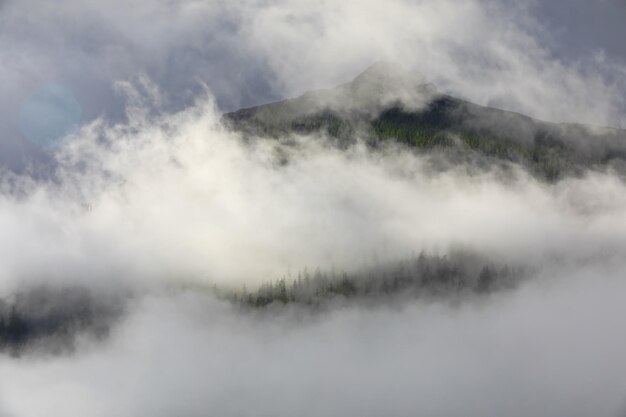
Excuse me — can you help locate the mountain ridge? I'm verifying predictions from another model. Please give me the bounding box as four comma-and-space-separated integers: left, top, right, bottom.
224, 63, 626, 181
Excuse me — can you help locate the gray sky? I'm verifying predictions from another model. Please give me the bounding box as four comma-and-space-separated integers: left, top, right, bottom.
0, 0, 624, 171
532, 0, 626, 62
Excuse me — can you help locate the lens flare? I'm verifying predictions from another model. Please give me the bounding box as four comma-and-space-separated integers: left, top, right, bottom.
20, 83, 83, 148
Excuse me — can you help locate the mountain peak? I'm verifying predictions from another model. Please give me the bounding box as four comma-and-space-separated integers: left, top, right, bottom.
353, 61, 420, 85
346, 62, 436, 112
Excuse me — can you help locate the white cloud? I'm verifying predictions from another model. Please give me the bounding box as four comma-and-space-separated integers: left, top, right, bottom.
1, 89, 626, 294
1, 2, 626, 416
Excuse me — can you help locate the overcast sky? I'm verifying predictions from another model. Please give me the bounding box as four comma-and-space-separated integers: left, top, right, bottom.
0, 0, 625, 171
532, 0, 626, 62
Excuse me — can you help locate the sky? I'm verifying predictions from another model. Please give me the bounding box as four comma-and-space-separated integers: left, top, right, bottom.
532, 0, 626, 62
0, 0, 625, 170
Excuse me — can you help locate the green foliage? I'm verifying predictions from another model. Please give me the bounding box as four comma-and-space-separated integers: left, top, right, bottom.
224, 94, 618, 182
371, 107, 579, 181
371, 106, 452, 148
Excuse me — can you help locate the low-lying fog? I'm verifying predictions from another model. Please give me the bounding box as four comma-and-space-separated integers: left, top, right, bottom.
0, 92, 625, 416
1, 264, 626, 417
2, 0, 626, 415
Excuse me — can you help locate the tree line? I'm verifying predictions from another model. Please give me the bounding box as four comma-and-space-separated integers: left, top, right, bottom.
227, 251, 524, 308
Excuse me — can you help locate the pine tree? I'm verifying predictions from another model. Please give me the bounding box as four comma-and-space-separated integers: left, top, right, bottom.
476, 266, 494, 293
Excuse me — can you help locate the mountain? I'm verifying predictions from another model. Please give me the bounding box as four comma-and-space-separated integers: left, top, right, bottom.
224, 62, 626, 181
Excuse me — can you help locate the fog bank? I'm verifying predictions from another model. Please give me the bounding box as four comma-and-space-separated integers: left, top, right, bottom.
1, 93, 626, 296
1, 262, 625, 417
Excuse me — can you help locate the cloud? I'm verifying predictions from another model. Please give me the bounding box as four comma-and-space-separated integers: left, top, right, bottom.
1, 264, 626, 417
0, 84, 624, 297
1, 1, 626, 416
240, 0, 626, 128
1, 0, 625, 170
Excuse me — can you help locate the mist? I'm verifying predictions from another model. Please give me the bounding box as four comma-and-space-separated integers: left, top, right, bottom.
1, 265, 626, 417
0, 84, 625, 415
2, 0, 626, 169
2, 0, 626, 416
1, 91, 625, 294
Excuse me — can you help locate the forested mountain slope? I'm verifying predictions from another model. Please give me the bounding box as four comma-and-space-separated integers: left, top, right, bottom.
225, 63, 626, 181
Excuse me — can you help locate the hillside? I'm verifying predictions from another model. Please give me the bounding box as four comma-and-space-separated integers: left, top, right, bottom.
224, 63, 626, 181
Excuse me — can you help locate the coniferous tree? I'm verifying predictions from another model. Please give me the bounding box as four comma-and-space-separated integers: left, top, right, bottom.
6, 306, 29, 347
476, 266, 494, 293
